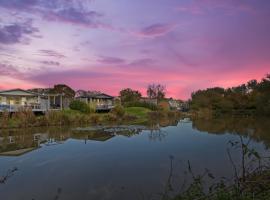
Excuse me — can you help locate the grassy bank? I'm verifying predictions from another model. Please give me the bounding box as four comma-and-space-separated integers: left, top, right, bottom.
0, 107, 181, 129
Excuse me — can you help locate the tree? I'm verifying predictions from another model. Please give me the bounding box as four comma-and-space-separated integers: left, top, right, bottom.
247, 79, 258, 91
119, 88, 142, 103
52, 84, 75, 98
147, 84, 166, 101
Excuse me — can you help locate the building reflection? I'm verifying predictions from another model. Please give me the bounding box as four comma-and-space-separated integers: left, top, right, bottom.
0, 116, 183, 156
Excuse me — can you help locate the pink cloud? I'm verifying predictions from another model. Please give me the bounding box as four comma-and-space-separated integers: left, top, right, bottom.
135, 23, 176, 38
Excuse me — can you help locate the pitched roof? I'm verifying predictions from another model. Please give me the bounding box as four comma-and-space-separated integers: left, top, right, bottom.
0, 89, 41, 96
76, 90, 114, 99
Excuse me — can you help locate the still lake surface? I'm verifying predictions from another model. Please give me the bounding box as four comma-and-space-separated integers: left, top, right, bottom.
0, 117, 270, 200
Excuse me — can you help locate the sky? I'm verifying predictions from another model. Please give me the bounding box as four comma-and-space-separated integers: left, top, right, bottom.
0, 0, 269, 99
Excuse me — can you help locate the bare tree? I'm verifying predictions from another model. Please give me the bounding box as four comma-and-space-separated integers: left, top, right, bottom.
147, 84, 166, 102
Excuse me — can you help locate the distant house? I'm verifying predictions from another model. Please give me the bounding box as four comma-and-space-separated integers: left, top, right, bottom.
140, 97, 158, 105
0, 88, 64, 113
29, 88, 69, 109
168, 98, 182, 110
29, 84, 75, 109
75, 90, 114, 111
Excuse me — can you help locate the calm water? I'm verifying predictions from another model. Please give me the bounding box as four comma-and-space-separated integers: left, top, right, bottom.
0, 117, 270, 200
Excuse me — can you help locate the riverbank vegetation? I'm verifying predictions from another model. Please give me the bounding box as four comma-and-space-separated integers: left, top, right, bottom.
157, 137, 270, 200
190, 74, 270, 117
0, 105, 180, 129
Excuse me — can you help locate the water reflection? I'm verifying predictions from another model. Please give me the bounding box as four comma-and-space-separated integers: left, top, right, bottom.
0, 117, 181, 157
192, 117, 270, 147
0, 117, 269, 200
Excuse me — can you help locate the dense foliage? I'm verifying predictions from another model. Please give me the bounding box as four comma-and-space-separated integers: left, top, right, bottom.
119, 88, 142, 104
190, 74, 270, 116
110, 105, 125, 118
69, 100, 90, 113
51, 84, 76, 98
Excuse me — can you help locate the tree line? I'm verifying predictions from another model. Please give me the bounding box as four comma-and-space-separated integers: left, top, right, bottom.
190, 74, 270, 116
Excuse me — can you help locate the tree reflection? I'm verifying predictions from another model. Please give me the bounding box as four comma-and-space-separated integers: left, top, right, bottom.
192, 117, 270, 147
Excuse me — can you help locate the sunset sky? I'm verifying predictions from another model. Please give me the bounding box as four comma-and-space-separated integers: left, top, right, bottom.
0, 0, 269, 99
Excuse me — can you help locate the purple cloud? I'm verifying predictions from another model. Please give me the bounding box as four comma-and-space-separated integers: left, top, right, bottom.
0, 21, 39, 44
176, 0, 257, 15
0, 0, 38, 9
0, 0, 104, 27
0, 63, 21, 76
38, 50, 66, 58
128, 58, 155, 66
45, 8, 103, 27
137, 23, 175, 37
98, 56, 126, 65
40, 60, 60, 66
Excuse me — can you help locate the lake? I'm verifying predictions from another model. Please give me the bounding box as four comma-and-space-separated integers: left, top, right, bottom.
0, 117, 270, 200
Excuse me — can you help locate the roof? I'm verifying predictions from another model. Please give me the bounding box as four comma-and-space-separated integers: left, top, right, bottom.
0, 89, 42, 97
28, 88, 64, 96
76, 90, 114, 99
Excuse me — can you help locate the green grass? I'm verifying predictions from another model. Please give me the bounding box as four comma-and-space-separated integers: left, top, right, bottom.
125, 107, 151, 118
124, 107, 151, 124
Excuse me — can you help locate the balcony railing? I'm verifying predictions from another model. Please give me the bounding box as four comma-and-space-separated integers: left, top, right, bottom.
96, 104, 114, 111
0, 104, 45, 112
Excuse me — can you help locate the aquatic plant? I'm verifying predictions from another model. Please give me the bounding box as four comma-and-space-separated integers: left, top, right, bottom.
155, 136, 270, 200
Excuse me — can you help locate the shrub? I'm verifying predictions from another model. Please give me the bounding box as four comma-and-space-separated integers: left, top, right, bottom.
111, 105, 125, 118
46, 110, 75, 125
12, 108, 37, 127
123, 114, 138, 121
69, 100, 90, 113
88, 102, 96, 113
0, 111, 10, 128
90, 114, 101, 124
158, 101, 170, 111
103, 113, 118, 122
45, 110, 63, 125
77, 114, 91, 125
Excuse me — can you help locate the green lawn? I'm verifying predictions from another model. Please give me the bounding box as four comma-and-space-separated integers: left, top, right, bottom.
125, 107, 151, 118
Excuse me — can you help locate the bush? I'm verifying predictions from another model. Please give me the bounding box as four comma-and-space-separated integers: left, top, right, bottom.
88, 102, 96, 113
158, 101, 170, 111
103, 113, 118, 122
12, 108, 37, 127
111, 105, 125, 118
90, 114, 101, 124
147, 111, 166, 121
125, 101, 158, 111
45, 111, 64, 125
0, 111, 10, 128
77, 114, 91, 125
69, 100, 90, 113
123, 114, 138, 121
